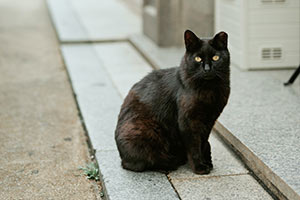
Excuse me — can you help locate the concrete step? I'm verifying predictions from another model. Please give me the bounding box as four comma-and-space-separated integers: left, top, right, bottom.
60, 42, 273, 200
130, 33, 300, 200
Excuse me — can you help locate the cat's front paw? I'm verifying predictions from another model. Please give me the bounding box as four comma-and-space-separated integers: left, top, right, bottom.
193, 164, 212, 175
205, 162, 213, 170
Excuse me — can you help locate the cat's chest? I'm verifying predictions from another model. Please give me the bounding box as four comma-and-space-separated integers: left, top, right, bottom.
179, 90, 217, 107
177, 88, 228, 117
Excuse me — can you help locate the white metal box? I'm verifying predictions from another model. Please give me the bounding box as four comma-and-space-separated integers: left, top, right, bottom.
215, 0, 300, 70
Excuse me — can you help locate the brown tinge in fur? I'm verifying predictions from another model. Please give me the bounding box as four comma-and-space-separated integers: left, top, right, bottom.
116, 91, 172, 166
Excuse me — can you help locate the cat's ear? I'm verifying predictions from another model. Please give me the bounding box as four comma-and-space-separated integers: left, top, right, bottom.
211, 31, 228, 50
184, 30, 201, 52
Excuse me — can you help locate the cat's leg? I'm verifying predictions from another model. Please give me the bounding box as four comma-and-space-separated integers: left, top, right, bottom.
202, 140, 213, 169
185, 135, 212, 175
177, 116, 213, 174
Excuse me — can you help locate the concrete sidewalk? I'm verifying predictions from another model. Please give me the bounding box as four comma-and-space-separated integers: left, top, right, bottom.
0, 0, 101, 199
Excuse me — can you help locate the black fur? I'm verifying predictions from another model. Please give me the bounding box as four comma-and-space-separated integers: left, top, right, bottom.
115, 30, 230, 174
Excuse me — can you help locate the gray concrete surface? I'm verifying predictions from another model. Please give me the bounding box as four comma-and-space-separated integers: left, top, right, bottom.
61, 44, 122, 151
96, 150, 179, 200
130, 34, 184, 69
215, 67, 300, 200
47, 0, 141, 42
93, 42, 152, 97
171, 175, 272, 200
168, 134, 248, 179
0, 0, 101, 199
47, 0, 88, 41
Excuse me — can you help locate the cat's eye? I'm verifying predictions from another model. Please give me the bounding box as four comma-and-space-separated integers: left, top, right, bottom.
194, 56, 202, 62
212, 55, 219, 61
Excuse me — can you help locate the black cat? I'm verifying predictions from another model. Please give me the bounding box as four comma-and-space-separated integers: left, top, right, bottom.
115, 30, 230, 174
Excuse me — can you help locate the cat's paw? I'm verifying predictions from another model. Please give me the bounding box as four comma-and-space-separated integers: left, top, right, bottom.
194, 168, 211, 175
193, 164, 212, 175
121, 160, 146, 172
205, 162, 213, 170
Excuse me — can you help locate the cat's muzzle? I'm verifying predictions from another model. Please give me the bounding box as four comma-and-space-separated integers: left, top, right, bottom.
204, 64, 211, 71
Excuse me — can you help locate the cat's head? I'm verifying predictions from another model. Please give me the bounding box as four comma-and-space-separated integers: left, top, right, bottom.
181, 30, 230, 83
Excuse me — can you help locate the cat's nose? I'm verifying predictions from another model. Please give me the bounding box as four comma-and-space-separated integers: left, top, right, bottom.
204, 64, 211, 71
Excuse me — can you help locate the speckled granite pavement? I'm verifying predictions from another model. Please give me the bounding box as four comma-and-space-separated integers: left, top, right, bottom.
215, 67, 300, 200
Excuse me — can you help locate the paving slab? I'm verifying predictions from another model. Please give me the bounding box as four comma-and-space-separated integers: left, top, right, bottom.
96, 150, 179, 200
47, 0, 141, 42
61, 44, 122, 151
171, 175, 273, 200
47, 0, 88, 41
93, 42, 153, 97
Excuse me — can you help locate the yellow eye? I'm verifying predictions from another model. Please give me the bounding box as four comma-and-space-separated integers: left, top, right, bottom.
195, 56, 202, 62
212, 55, 219, 61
